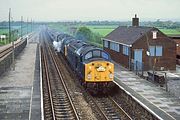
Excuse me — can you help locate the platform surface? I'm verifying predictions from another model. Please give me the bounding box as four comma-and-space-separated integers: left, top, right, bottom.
0, 34, 41, 120
114, 62, 180, 120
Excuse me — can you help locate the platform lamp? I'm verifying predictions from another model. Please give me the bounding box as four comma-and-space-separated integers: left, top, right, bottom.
141, 32, 155, 81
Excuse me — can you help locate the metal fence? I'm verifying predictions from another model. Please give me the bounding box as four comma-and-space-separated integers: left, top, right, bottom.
130, 60, 146, 78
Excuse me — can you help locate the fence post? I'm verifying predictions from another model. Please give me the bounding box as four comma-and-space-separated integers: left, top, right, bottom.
136, 61, 138, 75
164, 72, 168, 92
142, 62, 144, 77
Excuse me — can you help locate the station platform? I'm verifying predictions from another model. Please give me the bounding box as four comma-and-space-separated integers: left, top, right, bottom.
114, 62, 180, 120
0, 33, 41, 120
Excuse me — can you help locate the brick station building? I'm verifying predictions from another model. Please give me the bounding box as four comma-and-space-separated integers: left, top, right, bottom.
102, 15, 176, 70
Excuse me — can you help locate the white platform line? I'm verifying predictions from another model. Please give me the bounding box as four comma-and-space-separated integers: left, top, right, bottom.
29, 86, 34, 120
114, 76, 176, 120
40, 45, 44, 120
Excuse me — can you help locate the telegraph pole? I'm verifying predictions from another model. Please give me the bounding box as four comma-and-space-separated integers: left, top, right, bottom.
12, 29, 15, 70
8, 8, 11, 43
31, 18, 32, 32
27, 18, 28, 34
21, 16, 23, 39
9, 8, 15, 70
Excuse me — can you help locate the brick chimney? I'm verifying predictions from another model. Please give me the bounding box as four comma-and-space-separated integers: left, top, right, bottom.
132, 14, 139, 27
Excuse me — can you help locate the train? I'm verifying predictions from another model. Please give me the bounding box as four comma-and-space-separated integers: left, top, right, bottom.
48, 29, 115, 94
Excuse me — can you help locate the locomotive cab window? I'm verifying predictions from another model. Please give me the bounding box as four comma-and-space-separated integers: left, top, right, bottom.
93, 50, 101, 57
84, 50, 109, 61
85, 52, 92, 60
102, 52, 109, 60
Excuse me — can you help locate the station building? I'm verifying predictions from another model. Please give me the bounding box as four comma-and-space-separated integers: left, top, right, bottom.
102, 15, 176, 71
169, 35, 180, 57
169, 35, 180, 64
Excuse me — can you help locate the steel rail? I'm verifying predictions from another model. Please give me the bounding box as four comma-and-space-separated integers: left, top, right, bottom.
109, 96, 133, 120
0, 40, 23, 59
47, 46, 80, 120
41, 47, 56, 120
90, 96, 109, 120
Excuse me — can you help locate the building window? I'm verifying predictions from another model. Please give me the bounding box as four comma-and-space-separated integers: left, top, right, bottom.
123, 45, 129, 55
110, 42, 119, 52
156, 46, 162, 56
152, 31, 158, 39
150, 46, 155, 56
149, 46, 162, 56
104, 40, 108, 48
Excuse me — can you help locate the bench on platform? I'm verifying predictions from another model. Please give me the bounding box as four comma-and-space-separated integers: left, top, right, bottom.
147, 71, 165, 86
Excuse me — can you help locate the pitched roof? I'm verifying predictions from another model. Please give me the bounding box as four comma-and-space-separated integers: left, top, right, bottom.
104, 26, 153, 45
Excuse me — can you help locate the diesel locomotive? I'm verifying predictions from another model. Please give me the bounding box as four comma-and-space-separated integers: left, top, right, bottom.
50, 31, 115, 93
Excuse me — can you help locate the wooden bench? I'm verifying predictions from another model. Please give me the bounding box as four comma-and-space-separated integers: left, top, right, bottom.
147, 71, 165, 85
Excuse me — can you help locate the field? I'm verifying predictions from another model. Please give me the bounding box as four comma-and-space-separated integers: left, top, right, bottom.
0, 28, 22, 45
48, 24, 117, 36
0, 29, 8, 35
86, 25, 118, 36
48, 23, 180, 37
159, 28, 180, 35
87, 25, 180, 37
48, 23, 71, 34
0, 29, 8, 45
0, 25, 35, 45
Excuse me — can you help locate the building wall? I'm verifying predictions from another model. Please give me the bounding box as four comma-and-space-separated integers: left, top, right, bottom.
173, 39, 180, 56
133, 29, 176, 70
103, 41, 129, 68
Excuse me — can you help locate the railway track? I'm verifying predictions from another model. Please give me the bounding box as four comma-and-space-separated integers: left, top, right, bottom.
41, 41, 80, 120
86, 94, 132, 120
0, 40, 22, 60
54, 45, 133, 120
43, 29, 163, 120
57, 50, 160, 120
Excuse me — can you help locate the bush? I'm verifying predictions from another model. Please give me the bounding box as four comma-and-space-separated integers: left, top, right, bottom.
75, 26, 103, 47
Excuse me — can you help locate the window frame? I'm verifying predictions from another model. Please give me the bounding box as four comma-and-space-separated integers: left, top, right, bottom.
149, 46, 155, 56
84, 51, 92, 60
149, 45, 163, 57
110, 41, 120, 52
155, 46, 162, 56
122, 45, 129, 55
104, 40, 109, 48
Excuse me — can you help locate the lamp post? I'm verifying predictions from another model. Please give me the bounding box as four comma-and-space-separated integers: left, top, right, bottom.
144, 32, 155, 81
161, 71, 168, 91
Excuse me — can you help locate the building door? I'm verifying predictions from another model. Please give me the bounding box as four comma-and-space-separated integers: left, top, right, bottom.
134, 49, 143, 70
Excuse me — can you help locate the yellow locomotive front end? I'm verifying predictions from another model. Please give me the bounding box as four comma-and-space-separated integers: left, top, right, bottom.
85, 61, 114, 82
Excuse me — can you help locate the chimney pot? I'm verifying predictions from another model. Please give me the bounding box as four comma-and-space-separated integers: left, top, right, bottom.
132, 14, 139, 27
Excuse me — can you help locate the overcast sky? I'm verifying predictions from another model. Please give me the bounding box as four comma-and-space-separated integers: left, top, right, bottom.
0, 0, 180, 22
